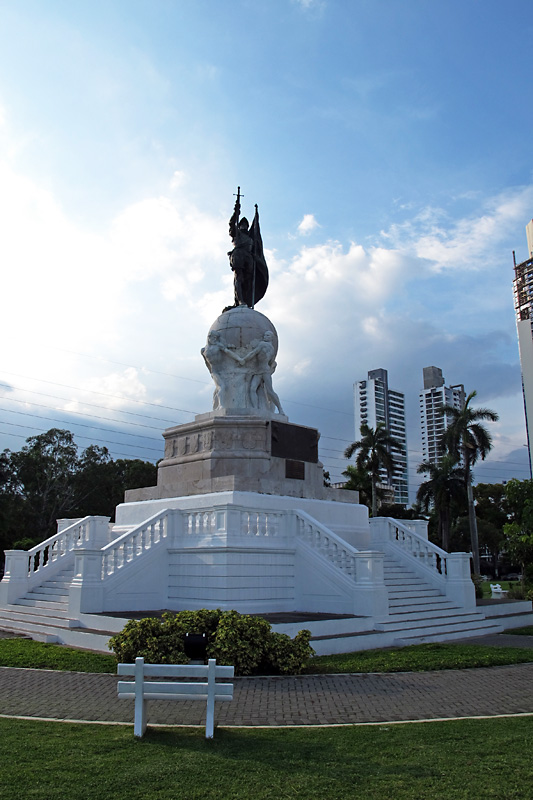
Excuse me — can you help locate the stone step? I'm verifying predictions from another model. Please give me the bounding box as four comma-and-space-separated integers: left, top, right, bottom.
388, 588, 443, 600
386, 606, 465, 622
379, 616, 498, 638
376, 612, 486, 633
41, 579, 73, 590
31, 586, 69, 598
384, 578, 429, 591
393, 623, 504, 646
0, 607, 74, 629
389, 597, 454, 610
15, 597, 69, 611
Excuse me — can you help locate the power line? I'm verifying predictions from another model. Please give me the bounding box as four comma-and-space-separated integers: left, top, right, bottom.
0, 405, 161, 444
0, 371, 200, 417
0, 420, 161, 456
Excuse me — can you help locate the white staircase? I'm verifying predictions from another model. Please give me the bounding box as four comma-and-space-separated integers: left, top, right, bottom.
376, 556, 503, 644
1, 509, 532, 656
0, 564, 123, 651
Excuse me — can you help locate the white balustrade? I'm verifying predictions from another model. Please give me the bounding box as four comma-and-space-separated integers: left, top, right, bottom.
101, 510, 171, 580
391, 519, 447, 576
294, 513, 360, 581
185, 510, 217, 535
239, 510, 281, 537
369, 516, 475, 608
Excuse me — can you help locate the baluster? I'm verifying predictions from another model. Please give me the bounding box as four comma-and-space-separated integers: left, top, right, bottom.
266, 513, 278, 537
247, 513, 254, 536
258, 513, 267, 537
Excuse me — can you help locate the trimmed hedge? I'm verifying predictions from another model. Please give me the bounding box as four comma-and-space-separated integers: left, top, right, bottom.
108, 609, 314, 676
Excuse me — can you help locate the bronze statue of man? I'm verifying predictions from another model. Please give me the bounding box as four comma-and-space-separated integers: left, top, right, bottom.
228, 188, 269, 308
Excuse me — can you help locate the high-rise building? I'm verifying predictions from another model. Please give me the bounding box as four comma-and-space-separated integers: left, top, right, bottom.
419, 367, 465, 465
354, 368, 408, 505
512, 219, 533, 475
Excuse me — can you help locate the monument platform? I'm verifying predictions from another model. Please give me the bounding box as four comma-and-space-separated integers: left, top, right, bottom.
126, 412, 355, 503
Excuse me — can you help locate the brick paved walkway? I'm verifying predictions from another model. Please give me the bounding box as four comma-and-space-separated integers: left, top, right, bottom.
1, 660, 533, 728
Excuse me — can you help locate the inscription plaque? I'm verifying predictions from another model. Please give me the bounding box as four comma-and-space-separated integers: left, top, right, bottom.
285, 460, 305, 480
271, 421, 319, 463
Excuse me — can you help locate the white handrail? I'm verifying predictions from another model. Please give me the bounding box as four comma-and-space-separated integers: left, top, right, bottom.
101, 509, 171, 579
294, 510, 361, 581
373, 517, 449, 577
27, 517, 94, 578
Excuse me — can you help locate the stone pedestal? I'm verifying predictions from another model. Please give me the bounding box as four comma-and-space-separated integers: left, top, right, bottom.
126, 412, 345, 502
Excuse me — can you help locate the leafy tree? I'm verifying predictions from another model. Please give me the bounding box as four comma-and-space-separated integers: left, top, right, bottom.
344, 422, 402, 517
4, 429, 80, 543
378, 503, 422, 521
341, 463, 372, 509
472, 483, 509, 575
503, 478, 533, 584
416, 455, 465, 551
441, 391, 499, 573
0, 429, 157, 557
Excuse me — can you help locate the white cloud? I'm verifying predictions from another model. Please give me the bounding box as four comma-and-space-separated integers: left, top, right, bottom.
297, 213, 320, 235
69, 368, 148, 411
383, 186, 533, 272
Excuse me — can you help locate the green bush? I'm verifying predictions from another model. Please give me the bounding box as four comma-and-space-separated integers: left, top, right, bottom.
507, 584, 527, 600
11, 537, 39, 551
108, 609, 314, 675
471, 573, 484, 599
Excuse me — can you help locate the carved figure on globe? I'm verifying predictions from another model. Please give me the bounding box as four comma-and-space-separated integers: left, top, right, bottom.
201, 189, 285, 417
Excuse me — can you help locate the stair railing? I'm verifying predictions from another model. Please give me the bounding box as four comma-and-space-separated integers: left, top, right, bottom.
0, 516, 110, 604
100, 509, 173, 579
369, 517, 475, 607
292, 509, 388, 617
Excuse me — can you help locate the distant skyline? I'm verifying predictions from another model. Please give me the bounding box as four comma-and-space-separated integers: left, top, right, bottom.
1, 1, 532, 498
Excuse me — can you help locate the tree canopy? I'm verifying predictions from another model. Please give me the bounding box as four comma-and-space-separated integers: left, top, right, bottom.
344, 422, 402, 516
0, 428, 157, 556
440, 390, 499, 573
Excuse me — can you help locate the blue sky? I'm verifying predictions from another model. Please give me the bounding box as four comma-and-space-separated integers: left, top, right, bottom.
1, 0, 532, 495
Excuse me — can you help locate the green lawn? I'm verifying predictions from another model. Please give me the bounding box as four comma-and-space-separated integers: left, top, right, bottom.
480, 579, 520, 598
1, 716, 532, 800
1, 637, 532, 675
307, 641, 533, 674
0, 638, 116, 672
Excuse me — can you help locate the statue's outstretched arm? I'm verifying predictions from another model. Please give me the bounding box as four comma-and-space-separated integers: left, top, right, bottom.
223, 346, 245, 365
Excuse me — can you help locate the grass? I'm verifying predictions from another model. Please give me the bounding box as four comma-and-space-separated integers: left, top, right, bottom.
1, 636, 533, 675
480, 579, 521, 598
507, 625, 533, 636
1, 716, 533, 799
307, 642, 533, 674
0, 638, 116, 672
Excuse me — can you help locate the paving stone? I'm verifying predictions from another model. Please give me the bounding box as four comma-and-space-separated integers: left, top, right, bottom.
1, 663, 533, 726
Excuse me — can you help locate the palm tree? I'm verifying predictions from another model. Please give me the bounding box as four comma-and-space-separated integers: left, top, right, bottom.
344, 422, 402, 517
441, 390, 499, 573
416, 454, 465, 551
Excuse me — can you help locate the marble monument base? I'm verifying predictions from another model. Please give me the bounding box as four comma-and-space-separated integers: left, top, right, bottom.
126, 411, 357, 504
